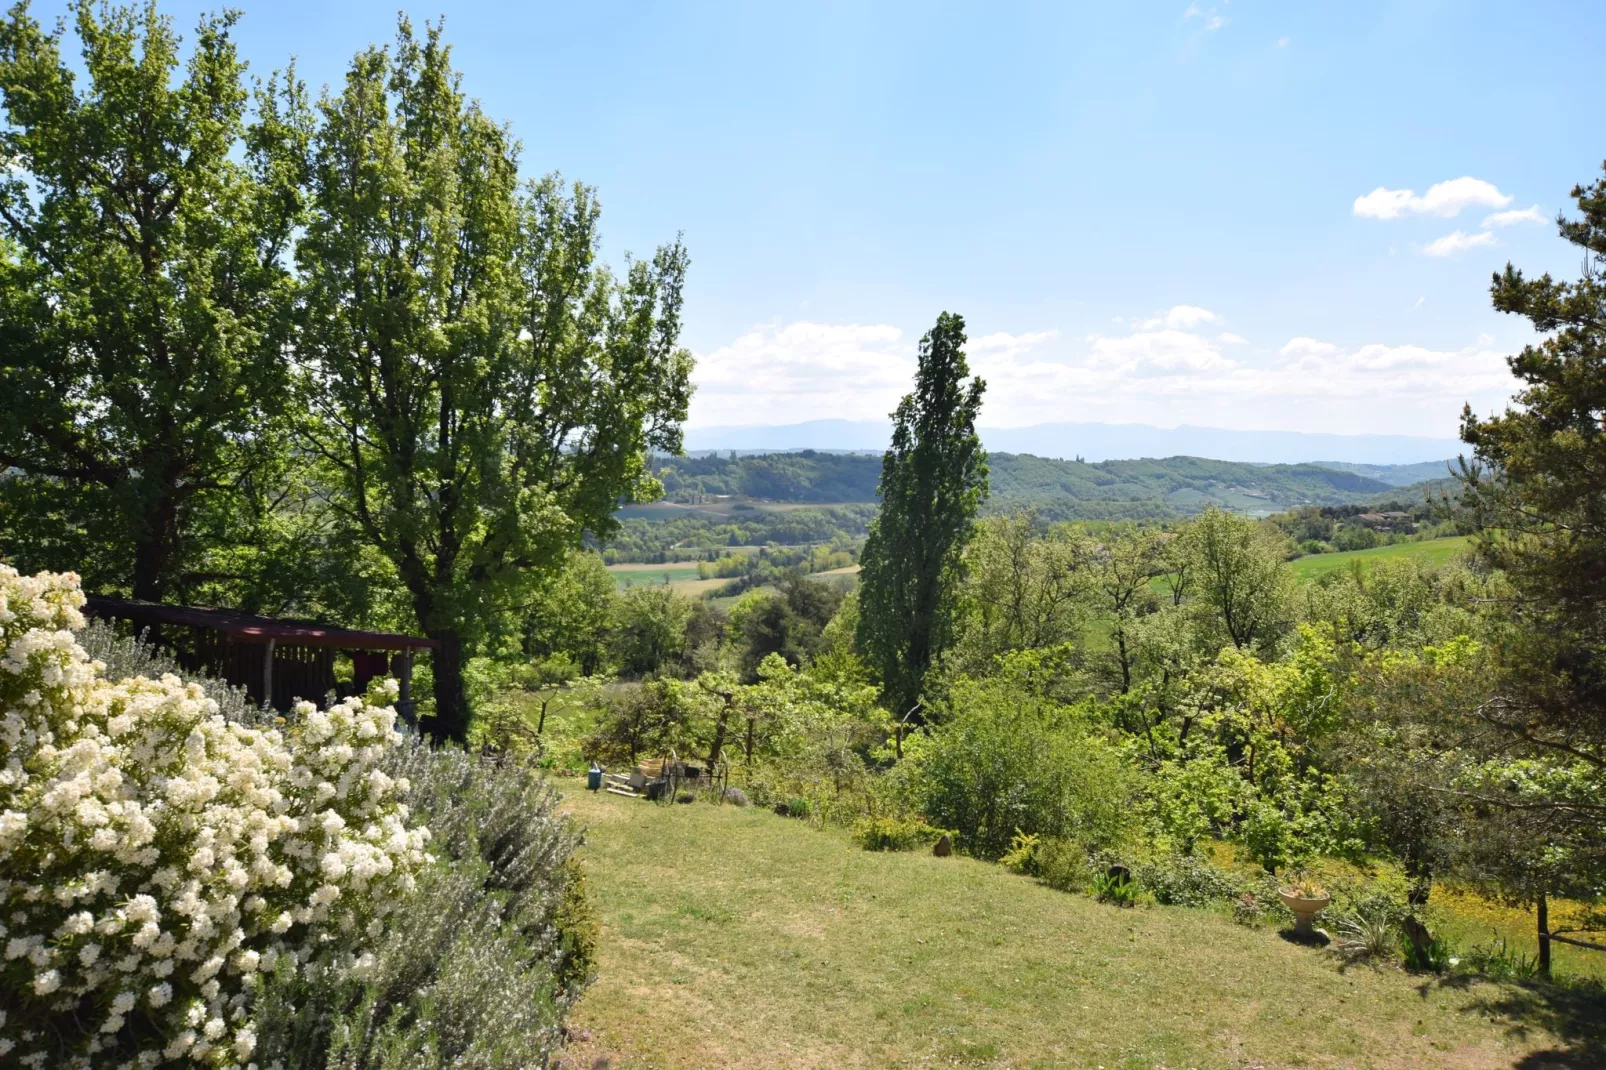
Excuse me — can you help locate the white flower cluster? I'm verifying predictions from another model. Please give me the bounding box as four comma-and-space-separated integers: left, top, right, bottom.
0, 567, 430, 1068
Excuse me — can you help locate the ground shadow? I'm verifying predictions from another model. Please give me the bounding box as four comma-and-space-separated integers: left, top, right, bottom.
1443, 974, 1606, 1069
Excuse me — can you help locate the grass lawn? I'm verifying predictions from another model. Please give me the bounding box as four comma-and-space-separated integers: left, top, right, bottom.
1289, 536, 1474, 583
557, 786, 1598, 1069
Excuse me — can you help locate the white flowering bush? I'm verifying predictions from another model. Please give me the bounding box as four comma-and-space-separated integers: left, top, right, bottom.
0, 567, 430, 1068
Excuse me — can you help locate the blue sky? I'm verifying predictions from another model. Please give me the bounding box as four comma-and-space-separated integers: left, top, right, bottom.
36, 0, 1606, 436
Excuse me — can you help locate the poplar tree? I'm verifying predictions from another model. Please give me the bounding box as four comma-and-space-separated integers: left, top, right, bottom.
295, 20, 691, 742
0, 1, 302, 601
856, 312, 988, 723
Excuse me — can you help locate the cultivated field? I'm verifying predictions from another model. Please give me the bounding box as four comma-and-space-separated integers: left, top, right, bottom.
1289, 535, 1474, 583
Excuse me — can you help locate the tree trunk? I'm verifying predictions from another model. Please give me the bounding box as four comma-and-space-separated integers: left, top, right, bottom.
428, 630, 471, 744
131, 486, 180, 602
1537, 890, 1552, 979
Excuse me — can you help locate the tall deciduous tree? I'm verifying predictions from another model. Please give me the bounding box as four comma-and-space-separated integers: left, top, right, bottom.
0, 1, 303, 601
856, 312, 987, 722
1186, 508, 1292, 653
295, 20, 691, 742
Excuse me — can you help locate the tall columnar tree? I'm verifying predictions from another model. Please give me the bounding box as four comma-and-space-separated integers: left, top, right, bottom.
295, 20, 692, 742
1456, 164, 1606, 914
856, 312, 988, 722
0, 1, 303, 601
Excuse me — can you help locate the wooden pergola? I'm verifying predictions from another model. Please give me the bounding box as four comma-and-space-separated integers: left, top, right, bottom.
85, 597, 435, 723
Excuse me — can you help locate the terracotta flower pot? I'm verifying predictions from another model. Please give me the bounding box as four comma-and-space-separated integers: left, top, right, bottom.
1278, 889, 1331, 937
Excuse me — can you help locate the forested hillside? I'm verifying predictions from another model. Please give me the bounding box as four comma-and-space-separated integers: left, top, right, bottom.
650, 449, 1404, 519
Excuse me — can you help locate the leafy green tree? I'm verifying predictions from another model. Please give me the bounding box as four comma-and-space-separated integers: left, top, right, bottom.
293, 20, 691, 741
0, 1, 303, 600
1185, 508, 1293, 652
856, 312, 988, 721
521, 550, 618, 675
957, 513, 1091, 672
611, 586, 695, 678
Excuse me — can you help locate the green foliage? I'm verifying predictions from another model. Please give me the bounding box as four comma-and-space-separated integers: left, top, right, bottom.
0, 1, 302, 602
1185, 508, 1295, 652
1401, 930, 1454, 974
1001, 830, 1044, 876
1335, 896, 1401, 960
1092, 870, 1138, 907
612, 585, 696, 677
289, 18, 692, 742
1454, 162, 1606, 900
852, 814, 945, 851
956, 513, 1092, 672
858, 311, 989, 720
1133, 853, 1242, 907
254, 743, 587, 1067
908, 673, 1140, 860
583, 679, 701, 766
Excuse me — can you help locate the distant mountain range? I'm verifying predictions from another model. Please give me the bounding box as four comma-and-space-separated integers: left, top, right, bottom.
683, 419, 1467, 467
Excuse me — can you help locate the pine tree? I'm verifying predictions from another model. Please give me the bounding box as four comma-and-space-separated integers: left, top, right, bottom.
856, 312, 987, 727
1456, 164, 1606, 930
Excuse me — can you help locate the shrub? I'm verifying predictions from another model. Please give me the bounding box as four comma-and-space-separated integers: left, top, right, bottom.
851, 815, 945, 852
1000, 830, 1043, 876
784, 796, 813, 819
253, 743, 590, 1067
1034, 837, 1096, 893
1134, 853, 1242, 907
0, 567, 428, 1067
1092, 870, 1138, 907
909, 678, 1141, 860
1335, 899, 1398, 961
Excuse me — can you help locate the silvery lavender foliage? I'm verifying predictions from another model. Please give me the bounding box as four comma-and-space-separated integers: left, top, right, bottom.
253, 744, 593, 1069
78, 618, 266, 723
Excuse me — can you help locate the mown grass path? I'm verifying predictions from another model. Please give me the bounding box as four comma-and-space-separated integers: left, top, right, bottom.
558, 787, 1577, 1069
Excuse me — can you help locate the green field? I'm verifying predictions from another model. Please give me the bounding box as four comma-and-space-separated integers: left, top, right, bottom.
558, 786, 1597, 1069
1289, 535, 1474, 583
608, 564, 705, 590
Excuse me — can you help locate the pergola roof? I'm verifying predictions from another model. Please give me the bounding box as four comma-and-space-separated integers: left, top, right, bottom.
85, 597, 437, 651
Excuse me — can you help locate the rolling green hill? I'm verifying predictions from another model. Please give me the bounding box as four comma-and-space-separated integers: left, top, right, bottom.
650, 450, 1402, 520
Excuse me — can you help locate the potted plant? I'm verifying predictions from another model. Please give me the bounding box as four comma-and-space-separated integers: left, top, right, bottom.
1278, 874, 1331, 938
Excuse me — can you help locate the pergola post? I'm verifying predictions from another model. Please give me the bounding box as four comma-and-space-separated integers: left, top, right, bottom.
261, 638, 276, 711
396, 649, 414, 727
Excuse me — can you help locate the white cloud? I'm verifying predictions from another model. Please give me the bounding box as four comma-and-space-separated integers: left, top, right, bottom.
1218, 332, 1247, 345
689, 313, 1518, 437
1276, 36, 1290, 47
687, 322, 914, 426
1482, 205, 1546, 228
1423, 230, 1498, 257
1141, 304, 1218, 330
1353, 177, 1513, 220
1279, 337, 1338, 358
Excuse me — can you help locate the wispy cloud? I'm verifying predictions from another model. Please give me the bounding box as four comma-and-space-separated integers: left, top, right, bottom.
1353, 177, 1512, 220
1423, 230, 1498, 257
1183, 4, 1227, 31
1482, 205, 1546, 228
